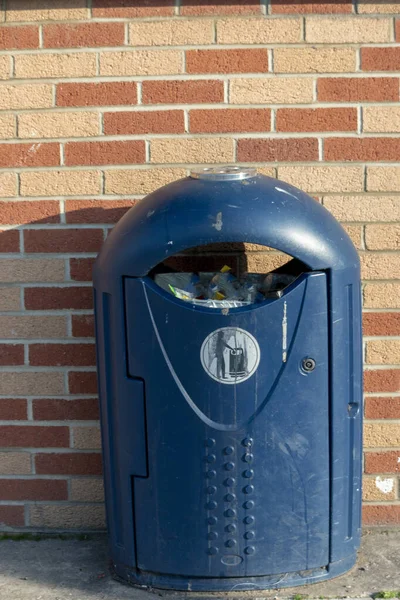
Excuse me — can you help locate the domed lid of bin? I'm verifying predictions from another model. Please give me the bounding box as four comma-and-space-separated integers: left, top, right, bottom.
94, 166, 359, 280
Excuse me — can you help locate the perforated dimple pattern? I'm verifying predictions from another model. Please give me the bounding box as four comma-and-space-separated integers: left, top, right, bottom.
204, 436, 256, 563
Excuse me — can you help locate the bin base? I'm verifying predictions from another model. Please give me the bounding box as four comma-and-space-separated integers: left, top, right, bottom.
112, 554, 356, 592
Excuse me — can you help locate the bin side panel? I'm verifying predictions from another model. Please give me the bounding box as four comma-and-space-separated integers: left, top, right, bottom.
329, 270, 363, 562
94, 288, 147, 567
125, 273, 330, 578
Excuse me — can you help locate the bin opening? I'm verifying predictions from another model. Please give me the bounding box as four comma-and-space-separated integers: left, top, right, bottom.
148, 243, 310, 308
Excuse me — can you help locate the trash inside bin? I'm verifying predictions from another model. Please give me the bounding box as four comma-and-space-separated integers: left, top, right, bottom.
154, 267, 297, 307
93, 166, 363, 592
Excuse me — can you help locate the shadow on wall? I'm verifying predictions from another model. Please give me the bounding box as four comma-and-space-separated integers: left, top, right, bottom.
0, 203, 141, 399
5, 0, 399, 11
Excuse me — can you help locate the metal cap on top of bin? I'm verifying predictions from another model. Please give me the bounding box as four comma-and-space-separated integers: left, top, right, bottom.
93, 166, 363, 592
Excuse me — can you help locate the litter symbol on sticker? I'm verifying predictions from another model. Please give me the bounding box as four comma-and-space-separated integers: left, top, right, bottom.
200, 327, 260, 385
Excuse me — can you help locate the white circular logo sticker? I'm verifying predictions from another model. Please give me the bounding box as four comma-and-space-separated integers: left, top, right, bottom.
200, 327, 260, 385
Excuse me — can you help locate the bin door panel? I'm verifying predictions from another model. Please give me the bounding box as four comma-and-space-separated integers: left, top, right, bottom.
127, 275, 314, 430
125, 272, 329, 578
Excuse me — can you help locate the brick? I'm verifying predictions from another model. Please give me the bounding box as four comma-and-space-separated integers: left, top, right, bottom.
0, 55, 11, 79
72, 427, 101, 450
277, 108, 357, 132
6, 1, 88, 22
361, 253, 400, 280
0, 344, 24, 366
230, 78, 314, 104
364, 313, 400, 336
92, 0, 174, 18
70, 258, 95, 282
25, 287, 93, 310
0, 230, 19, 253
65, 200, 135, 224
104, 110, 184, 135
30, 343, 96, 367
100, 50, 183, 76
323, 196, 400, 222
0, 25, 39, 50
190, 108, 270, 134
0, 452, 30, 475
363, 477, 396, 501
305, 17, 391, 43
271, 0, 352, 12
0, 173, 18, 197
0, 316, 66, 339
57, 82, 137, 108
0, 506, 24, 527
187, 49, 268, 74
129, 19, 213, 46
0, 479, 67, 501
70, 478, 104, 502
274, 47, 356, 73
29, 504, 105, 529
0, 143, 60, 169
33, 398, 99, 421
72, 315, 95, 338
278, 166, 363, 193
366, 340, 400, 365
14, 53, 96, 79
363, 505, 400, 526
35, 452, 102, 475
397, 18, 400, 40
181, 0, 261, 15
166, 253, 238, 274
362, 47, 400, 71
25, 229, 103, 254
338, 223, 360, 247
365, 451, 400, 473
325, 138, 400, 162
342, 224, 363, 250
0, 372, 64, 396
0, 288, 20, 312
18, 112, 99, 140
0, 399, 27, 420
151, 138, 234, 164
0, 259, 64, 283
238, 138, 318, 162
359, 1, 400, 12
105, 168, 186, 195
65, 140, 145, 167
366, 225, 400, 250
364, 369, 400, 393
20, 171, 101, 197
364, 422, 400, 447
0, 114, 15, 140
368, 167, 400, 192
0, 425, 68, 447
242, 252, 294, 274
0, 201, 59, 226
318, 77, 399, 102
69, 371, 98, 395
365, 397, 400, 419
364, 107, 400, 133
142, 80, 224, 104
43, 22, 124, 49
217, 17, 301, 43
0, 84, 53, 110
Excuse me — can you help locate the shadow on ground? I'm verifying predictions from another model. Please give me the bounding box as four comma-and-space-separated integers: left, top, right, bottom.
0, 529, 399, 600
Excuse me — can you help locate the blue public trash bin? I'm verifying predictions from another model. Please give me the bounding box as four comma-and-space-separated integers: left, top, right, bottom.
93, 166, 362, 591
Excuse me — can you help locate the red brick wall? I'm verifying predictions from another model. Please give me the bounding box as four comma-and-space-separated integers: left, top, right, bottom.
0, 0, 400, 530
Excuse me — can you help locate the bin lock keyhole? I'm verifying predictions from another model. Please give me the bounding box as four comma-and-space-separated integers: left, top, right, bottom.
302, 357, 316, 372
